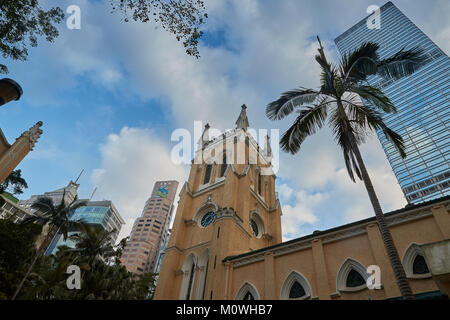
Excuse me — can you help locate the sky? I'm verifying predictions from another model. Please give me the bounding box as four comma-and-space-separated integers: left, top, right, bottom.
1, 0, 449, 243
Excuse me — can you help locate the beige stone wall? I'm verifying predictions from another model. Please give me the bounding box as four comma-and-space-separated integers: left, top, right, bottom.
227, 201, 449, 300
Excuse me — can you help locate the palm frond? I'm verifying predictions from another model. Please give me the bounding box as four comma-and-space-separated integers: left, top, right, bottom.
328, 106, 364, 182
266, 88, 318, 120
280, 98, 329, 154
344, 101, 405, 157
315, 36, 337, 95
376, 46, 428, 79
344, 100, 385, 132
30, 197, 55, 215
341, 42, 379, 83
380, 126, 407, 159
346, 85, 396, 113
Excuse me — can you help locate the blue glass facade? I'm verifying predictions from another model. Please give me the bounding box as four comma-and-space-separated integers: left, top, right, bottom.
45, 201, 124, 255
335, 1, 449, 204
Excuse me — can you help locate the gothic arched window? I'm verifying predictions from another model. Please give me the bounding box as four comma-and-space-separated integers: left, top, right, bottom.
289, 281, 306, 299
280, 271, 312, 300
235, 282, 259, 300
402, 243, 431, 278
179, 254, 197, 300
249, 213, 265, 238
204, 164, 212, 184
412, 255, 430, 275
220, 154, 227, 177
336, 258, 368, 292
186, 263, 196, 300
346, 269, 366, 288
243, 292, 254, 300
257, 172, 262, 195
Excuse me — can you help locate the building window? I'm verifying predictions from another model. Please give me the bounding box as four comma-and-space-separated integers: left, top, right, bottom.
412, 255, 430, 275
289, 281, 306, 299
280, 271, 312, 300
249, 212, 265, 238
204, 164, 212, 184
346, 269, 366, 288
336, 258, 368, 292
258, 172, 262, 195
186, 263, 195, 300
201, 211, 216, 228
243, 292, 254, 300
402, 243, 432, 278
250, 219, 259, 236
235, 282, 259, 300
220, 154, 228, 177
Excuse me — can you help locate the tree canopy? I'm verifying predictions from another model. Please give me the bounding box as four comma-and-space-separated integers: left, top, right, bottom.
0, 0, 208, 73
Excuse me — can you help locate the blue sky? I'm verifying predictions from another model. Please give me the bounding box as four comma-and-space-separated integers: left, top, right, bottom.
1, 0, 449, 242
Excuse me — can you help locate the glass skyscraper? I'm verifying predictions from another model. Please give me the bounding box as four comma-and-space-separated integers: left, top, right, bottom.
45, 200, 125, 255
335, 1, 449, 204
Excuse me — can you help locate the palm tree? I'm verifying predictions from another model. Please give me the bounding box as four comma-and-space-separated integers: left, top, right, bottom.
0, 169, 28, 207
12, 191, 87, 300
266, 37, 427, 300
68, 223, 117, 268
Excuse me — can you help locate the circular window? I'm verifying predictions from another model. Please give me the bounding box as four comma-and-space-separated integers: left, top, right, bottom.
200, 211, 216, 227
250, 219, 259, 236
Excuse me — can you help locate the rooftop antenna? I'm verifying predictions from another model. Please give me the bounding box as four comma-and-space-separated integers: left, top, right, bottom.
89, 187, 97, 201
74, 169, 84, 184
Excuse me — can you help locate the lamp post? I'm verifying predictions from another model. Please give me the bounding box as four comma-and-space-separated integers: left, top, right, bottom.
0, 78, 23, 106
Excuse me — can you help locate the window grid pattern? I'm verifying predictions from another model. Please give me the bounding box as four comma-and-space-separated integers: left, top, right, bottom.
335, 2, 450, 204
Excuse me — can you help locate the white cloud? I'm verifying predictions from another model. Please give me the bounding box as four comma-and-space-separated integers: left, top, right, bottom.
13, 0, 441, 243
91, 127, 188, 243
281, 188, 326, 240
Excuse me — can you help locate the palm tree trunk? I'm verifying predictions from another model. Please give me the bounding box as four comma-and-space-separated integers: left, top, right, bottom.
11, 225, 58, 300
12, 244, 44, 300
347, 131, 415, 300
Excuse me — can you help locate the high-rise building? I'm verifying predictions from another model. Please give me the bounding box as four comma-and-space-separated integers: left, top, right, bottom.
18, 180, 80, 250
334, 1, 449, 204
45, 200, 125, 255
121, 180, 179, 274
0, 192, 33, 223
18, 180, 80, 210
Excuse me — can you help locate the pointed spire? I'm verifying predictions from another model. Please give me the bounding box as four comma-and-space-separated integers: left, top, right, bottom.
264, 134, 272, 158
197, 123, 211, 149
235, 104, 249, 131
21, 121, 43, 151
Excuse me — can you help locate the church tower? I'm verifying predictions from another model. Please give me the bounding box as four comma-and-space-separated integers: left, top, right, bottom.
154, 105, 282, 300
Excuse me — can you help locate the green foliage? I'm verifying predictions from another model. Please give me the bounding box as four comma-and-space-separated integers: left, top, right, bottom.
1, 0, 207, 73
110, 0, 208, 58
0, 169, 28, 195
0, 218, 156, 299
267, 36, 427, 182
0, 0, 64, 73
0, 218, 42, 299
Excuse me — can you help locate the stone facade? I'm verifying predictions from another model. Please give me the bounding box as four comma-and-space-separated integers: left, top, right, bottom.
0, 121, 43, 184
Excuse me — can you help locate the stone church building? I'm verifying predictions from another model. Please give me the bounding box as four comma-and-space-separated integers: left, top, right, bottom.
154, 106, 450, 300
